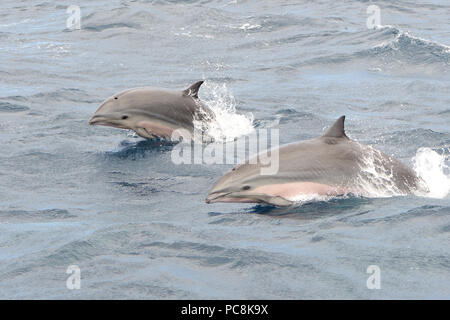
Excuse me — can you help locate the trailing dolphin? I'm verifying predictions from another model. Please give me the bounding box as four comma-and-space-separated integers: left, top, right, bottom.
206, 116, 428, 206
89, 81, 213, 140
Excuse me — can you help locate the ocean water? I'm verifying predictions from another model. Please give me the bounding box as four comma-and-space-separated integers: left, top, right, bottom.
0, 0, 449, 299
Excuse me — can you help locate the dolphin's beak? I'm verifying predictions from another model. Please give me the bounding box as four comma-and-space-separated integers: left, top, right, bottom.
205, 191, 259, 204
88, 115, 127, 129
205, 192, 231, 204
88, 115, 103, 125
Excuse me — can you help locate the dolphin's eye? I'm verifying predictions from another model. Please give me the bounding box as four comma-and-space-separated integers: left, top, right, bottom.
114, 97, 118, 100
242, 185, 251, 191
121, 115, 128, 120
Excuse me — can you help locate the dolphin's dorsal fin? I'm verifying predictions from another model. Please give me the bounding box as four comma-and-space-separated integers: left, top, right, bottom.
322, 115, 348, 139
183, 80, 204, 99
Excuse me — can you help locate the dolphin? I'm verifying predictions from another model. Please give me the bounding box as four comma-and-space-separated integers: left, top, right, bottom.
206, 116, 428, 206
89, 81, 213, 139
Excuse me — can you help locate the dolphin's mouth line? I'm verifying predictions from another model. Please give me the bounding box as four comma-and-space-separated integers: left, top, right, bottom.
90, 121, 128, 129
205, 192, 233, 204
206, 191, 268, 204
89, 116, 128, 129
206, 191, 267, 204
206, 191, 294, 206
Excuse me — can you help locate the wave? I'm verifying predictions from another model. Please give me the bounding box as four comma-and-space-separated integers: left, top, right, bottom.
299, 26, 449, 72
360, 25, 450, 65
83, 23, 139, 32
1, 88, 95, 105
80, 8, 157, 33
0, 102, 29, 112
0, 208, 75, 221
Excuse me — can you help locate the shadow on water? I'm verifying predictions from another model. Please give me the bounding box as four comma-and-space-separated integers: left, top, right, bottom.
246, 196, 374, 220
207, 197, 375, 221
105, 138, 178, 159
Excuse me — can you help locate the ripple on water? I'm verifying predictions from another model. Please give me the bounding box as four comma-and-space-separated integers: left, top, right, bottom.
0, 102, 29, 112
0, 209, 76, 222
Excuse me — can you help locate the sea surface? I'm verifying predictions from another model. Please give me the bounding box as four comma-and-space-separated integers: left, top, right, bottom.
0, 0, 449, 299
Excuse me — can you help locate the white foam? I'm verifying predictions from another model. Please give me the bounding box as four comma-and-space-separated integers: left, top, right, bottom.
343, 146, 450, 200
238, 23, 261, 31
287, 193, 335, 203
126, 130, 138, 138
413, 147, 450, 199
195, 81, 254, 142
355, 145, 408, 198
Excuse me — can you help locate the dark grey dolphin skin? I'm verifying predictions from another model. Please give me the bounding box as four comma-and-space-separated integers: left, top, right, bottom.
89, 81, 213, 139
206, 116, 427, 206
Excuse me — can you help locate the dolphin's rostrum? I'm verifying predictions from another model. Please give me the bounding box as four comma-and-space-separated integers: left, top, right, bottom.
206, 116, 428, 206
89, 81, 213, 140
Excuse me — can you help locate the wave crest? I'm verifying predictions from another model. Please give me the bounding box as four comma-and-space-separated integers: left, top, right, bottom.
369, 26, 450, 63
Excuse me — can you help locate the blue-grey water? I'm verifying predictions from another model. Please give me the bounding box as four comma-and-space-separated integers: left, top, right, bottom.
1, 0, 449, 299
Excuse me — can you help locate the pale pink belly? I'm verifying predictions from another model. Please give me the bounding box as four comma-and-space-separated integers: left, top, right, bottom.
215, 182, 352, 204
251, 182, 349, 199
214, 198, 259, 203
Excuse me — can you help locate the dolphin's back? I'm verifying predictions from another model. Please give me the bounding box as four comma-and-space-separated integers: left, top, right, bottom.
277, 138, 361, 186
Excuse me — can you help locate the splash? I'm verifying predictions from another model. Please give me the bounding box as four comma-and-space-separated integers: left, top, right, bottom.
194, 81, 254, 142
413, 147, 450, 199
287, 145, 449, 205
353, 145, 450, 199
354, 145, 409, 198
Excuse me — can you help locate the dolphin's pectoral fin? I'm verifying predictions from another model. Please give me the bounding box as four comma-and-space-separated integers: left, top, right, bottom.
135, 127, 157, 139
237, 193, 293, 207
136, 121, 174, 139
260, 195, 293, 207
183, 81, 204, 99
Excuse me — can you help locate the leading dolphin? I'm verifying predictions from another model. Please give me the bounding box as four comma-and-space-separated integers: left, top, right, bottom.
206, 116, 428, 206
89, 81, 213, 139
